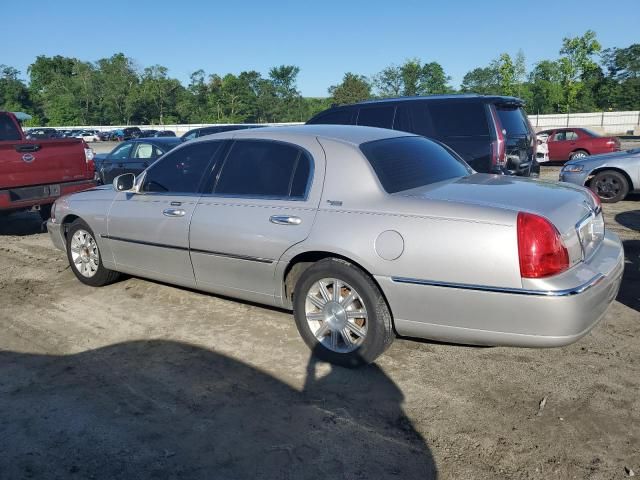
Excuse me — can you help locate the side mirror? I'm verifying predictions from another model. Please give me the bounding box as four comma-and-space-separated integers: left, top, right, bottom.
113, 173, 135, 192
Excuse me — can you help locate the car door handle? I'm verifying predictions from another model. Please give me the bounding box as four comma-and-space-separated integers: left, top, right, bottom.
15, 144, 41, 152
270, 215, 302, 225
163, 208, 186, 217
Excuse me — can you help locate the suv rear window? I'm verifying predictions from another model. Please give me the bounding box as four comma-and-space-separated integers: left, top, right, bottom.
360, 136, 471, 193
496, 106, 530, 136
357, 105, 395, 129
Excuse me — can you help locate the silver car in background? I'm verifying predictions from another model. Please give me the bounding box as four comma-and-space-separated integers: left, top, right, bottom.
560, 148, 640, 203
47, 125, 624, 366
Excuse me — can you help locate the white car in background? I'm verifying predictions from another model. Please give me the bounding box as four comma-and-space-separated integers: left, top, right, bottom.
74, 130, 100, 142
536, 133, 549, 163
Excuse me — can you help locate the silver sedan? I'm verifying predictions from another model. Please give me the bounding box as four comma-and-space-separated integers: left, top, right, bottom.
47, 125, 624, 366
559, 148, 640, 203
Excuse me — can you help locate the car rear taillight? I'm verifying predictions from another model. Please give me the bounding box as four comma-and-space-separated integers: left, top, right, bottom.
489, 106, 506, 171
517, 212, 569, 278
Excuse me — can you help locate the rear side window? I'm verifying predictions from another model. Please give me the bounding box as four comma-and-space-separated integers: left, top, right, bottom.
394, 103, 435, 137
142, 141, 223, 194
496, 106, 531, 136
0, 114, 22, 141
214, 140, 311, 199
357, 105, 395, 129
360, 136, 471, 194
308, 109, 354, 125
428, 102, 489, 137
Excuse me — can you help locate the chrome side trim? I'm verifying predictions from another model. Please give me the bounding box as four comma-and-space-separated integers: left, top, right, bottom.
100, 234, 274, 264
390, 274, 606, 297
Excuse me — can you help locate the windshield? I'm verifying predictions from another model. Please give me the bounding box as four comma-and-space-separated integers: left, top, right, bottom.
580, 128, 601, 138
360, 136, 472, 194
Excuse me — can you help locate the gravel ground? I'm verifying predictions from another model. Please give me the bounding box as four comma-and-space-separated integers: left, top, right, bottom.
0, 157, 638, 479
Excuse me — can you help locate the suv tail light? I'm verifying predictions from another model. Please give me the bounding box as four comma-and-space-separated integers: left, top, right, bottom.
517, 212, 569, 278
489, 106, 506, 171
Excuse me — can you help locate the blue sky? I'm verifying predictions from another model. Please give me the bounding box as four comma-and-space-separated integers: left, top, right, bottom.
2, 0, 638, 96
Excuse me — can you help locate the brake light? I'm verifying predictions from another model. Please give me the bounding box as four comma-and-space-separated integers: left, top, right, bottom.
517, 212, 569, 278
489, 106, 506, 170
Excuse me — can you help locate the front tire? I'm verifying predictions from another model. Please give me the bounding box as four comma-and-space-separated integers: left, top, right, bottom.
569, 149, 589, 160
66, 219, 120, 286
293, 258, 394, 367
590, 170, 629, 203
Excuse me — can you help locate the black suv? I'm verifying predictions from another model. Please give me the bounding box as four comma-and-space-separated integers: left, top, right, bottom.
181, 124, 264, 141
307, 95, 538, 176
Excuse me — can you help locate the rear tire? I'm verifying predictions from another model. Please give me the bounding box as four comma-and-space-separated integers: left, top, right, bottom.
66, 219, 120, 287
293, 258, 394, 367
590, 170, 629, 203
569, 149, 589, 160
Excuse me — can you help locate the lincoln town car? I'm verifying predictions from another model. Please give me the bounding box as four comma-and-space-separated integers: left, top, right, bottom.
47, 125, 624, 366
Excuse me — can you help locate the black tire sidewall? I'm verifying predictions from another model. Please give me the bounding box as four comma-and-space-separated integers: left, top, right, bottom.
591, 171, 628, 203
293, 259, 393, 367
66, 220, 114, 287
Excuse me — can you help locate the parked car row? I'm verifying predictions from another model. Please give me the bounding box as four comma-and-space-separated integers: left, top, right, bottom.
47, 124, 625, 366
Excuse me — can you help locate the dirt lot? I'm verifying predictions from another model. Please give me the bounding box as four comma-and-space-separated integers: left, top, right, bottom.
0, 164, 638, 479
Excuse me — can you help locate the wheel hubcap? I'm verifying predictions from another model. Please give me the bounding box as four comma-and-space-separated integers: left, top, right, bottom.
595, 176, 620, 199
305, 278, 368, 353
573, 152, 587, 159
70, 229, 99, 278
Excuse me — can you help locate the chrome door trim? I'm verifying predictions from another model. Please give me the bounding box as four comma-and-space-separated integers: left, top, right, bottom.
390, 274, 605, 297
100, 235, 274, 263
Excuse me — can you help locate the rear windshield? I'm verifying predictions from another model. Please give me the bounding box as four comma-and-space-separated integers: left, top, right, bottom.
580, 128, 600, 137
360, 136, 472, 193
496, 106, 530, 136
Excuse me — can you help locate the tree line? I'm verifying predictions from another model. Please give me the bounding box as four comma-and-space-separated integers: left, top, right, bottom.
0, 30, 638, 127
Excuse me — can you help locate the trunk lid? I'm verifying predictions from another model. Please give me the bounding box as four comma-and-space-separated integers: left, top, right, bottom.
396, 174, 602, 266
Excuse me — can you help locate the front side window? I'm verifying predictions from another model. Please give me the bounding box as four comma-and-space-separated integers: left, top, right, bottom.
142, 141, 223, 194
308, 109, 354, 125
357, 105, 395, 129
360, 136, 472, 194
131, 143, 155, 159
565, 131, 579, 141
214, 140, 311, 199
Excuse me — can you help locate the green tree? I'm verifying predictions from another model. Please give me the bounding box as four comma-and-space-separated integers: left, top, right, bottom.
420, 62, 451, 94
0, 66, 32, 113
557, 30, 602, 112
328, 73, 371, 105
95, 53, 140, 124
374, 65, 403, 97
460, 66, 500, 94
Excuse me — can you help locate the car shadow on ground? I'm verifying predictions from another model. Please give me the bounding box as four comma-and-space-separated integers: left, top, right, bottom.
0, 211, 45, 236
618, 239, 640, 314
0, 340, 437, 480
615, 209, 640, 232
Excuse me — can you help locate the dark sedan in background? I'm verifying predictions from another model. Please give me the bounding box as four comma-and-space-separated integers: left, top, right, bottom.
181, 124, 263, 141
94, 137, 182, 184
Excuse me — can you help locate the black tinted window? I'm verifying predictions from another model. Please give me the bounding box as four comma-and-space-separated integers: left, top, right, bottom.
394, 103, 435, 137
215, 140, 311, 199
496, 106, 530, 136
357, 106, 395, 129
428, 102, 489, 137
308, 109, 353, 125
360, 136, 471, 194
142, 142, 222, 193
0, 114, 22, 141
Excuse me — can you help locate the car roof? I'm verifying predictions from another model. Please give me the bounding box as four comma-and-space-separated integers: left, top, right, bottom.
191, 124, 414, 146
339, 94, 524, 107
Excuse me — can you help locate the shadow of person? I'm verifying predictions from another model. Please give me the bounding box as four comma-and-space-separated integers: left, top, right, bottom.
617, 239, 640, 313
0, 340, 436, 479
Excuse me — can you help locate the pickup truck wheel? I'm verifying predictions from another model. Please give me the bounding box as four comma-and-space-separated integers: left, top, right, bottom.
569, 149, 589, 160
293, 258, 394, 367
590, 170, 629, 203
66, 219, 120, 287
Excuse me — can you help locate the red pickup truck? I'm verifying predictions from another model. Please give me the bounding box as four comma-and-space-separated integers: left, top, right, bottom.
0, 111, 96, 219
